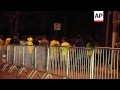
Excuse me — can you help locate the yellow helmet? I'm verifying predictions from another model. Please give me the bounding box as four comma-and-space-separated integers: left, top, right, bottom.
6, 38, 11, 41
27, 37, 33, 42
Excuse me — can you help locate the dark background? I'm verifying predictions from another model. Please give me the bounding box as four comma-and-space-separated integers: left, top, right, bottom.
0, 11, 113, 46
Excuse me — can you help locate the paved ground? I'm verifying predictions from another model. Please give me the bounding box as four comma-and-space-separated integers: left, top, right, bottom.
1, 63, 120, 79
0, 64, 63, 79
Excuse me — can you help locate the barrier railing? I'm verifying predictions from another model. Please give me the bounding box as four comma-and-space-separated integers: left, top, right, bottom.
68, 47, 93, 79
17, 45, 35, 78
42, 46, 69, 79
0, 45, 6, 67
0, 45, 120, 79
16, 45, 28, 77
15, 45, 47, 79
27, 46, 47, 79
2, 45, 14, 71
93, 47, 119, 79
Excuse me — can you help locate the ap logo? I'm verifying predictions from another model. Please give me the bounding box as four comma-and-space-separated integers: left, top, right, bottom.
94, 11, 104, 22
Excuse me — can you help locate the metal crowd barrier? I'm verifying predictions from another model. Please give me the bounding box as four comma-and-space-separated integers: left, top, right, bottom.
93, 47, 120, 79
27, 45, 47, 79
67, 47, 119, 79
0, 45, 47, 79
1, 45, 120, 79
15, 45, 47, 79
68, 47, 93, 79
42, 46, 70, 79
8, 45, 23, 73
0, 45, 7, 67
43, 47, 120, 79
2, 45, 14, 71
16, 45, 35, 78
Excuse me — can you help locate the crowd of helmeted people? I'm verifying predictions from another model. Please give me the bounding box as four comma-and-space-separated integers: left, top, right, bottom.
0, 33, 101, 49
1, 33, 120, 70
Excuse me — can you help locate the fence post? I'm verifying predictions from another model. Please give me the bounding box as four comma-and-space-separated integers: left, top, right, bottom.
64, 47, 70, 79
90, 50, 94, 79
46, 46, 50, 72
41, 46, 51, 79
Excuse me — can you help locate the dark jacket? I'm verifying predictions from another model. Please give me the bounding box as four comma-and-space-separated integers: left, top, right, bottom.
75, 40, 85, 47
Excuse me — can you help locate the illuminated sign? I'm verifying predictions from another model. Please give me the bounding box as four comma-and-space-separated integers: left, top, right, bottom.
113, 11, 120, 22
54, 23, 61, 30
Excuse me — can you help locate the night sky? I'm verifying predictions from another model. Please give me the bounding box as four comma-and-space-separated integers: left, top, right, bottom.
0, 11, 112, 46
